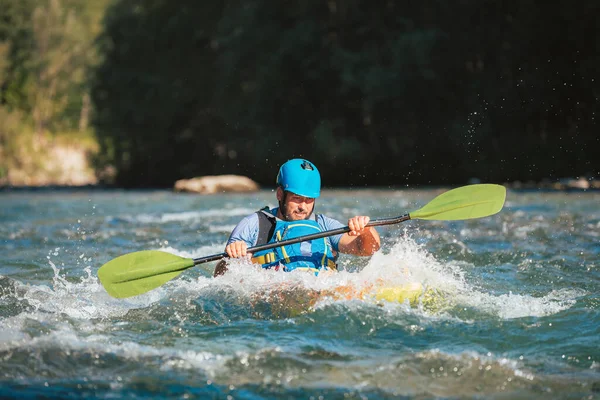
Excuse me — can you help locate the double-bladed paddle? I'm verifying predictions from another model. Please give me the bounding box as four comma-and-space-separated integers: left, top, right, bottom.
98, 184, 506, 298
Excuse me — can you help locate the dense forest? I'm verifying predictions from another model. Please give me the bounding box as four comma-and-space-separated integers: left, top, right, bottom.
1, 0, 598, 187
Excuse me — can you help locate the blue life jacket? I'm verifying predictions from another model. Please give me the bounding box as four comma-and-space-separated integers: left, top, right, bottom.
251, 208, 337, 274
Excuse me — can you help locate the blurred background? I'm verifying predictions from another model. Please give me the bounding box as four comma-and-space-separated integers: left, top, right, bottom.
0, 0, 597, 188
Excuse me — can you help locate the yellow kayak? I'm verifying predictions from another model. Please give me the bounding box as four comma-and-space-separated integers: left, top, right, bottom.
252, 281, 445, 318
328, 281, 442, 308
374, 282, 426, 304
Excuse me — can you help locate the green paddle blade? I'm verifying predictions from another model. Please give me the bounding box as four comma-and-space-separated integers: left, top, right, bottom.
410, 184, 506, 220
97, 250, 195, 298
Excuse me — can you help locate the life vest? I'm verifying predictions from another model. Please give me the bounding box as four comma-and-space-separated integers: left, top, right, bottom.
251, 208, 337, 274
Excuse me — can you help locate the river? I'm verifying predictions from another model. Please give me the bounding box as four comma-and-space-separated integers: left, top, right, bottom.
1, 188, 599, 399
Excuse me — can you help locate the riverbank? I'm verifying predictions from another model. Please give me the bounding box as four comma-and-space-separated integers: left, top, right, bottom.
0, 130, 101, 187
1, 132, 597, 192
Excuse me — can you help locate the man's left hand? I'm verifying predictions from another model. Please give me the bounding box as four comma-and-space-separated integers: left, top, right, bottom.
347, 216, 370, 236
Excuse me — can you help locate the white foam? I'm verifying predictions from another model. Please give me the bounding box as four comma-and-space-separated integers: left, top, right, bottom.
155, 235, 581, 320
455, 288, 583, 319
8, 236, 582, 328
209, 224, 237, 233
11, 260, 162, 322
131, 207, 255, 224
0, 326, 221, 372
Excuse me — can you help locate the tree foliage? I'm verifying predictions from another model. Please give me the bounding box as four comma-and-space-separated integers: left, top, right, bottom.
4, 0, 598, 187
0, 0, 111, 183
92, 0, 599, 187
1, 0, 109, 133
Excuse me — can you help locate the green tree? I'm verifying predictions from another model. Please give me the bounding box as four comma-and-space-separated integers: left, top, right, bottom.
92, 0, 227, 187
0, 0, 112, 185
92, 0, 598, 187
0, 0, 109, 133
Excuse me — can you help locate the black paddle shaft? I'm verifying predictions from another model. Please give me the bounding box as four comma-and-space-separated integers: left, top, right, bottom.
191, 213, 411, 266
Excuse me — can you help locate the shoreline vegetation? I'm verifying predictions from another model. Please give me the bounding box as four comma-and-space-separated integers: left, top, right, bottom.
2, 184, 599, 193
1, 134, 598, 192
0, 129, 105, 187
2, 132, 597, 192
2, 130, 597, 192
1, 168, 598, 193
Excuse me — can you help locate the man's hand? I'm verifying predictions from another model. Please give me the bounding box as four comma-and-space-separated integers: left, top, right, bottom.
338, 215, 381, 256
347, 216, 371, 236
225, 240, 249, 258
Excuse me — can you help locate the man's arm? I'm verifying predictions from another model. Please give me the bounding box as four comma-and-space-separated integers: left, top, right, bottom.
337, 216, 381, 256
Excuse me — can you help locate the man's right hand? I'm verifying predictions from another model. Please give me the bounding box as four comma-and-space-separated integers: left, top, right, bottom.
216, 241, 249, 277
225, 241, 249, 258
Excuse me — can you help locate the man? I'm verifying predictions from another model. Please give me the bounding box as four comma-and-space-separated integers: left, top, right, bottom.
214, 159, 380, 276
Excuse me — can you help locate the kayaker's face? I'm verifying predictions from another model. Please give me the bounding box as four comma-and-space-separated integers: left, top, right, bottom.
277, 188, 315, 221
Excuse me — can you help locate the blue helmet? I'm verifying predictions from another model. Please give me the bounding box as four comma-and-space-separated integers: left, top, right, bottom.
276, 159, 321, 198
